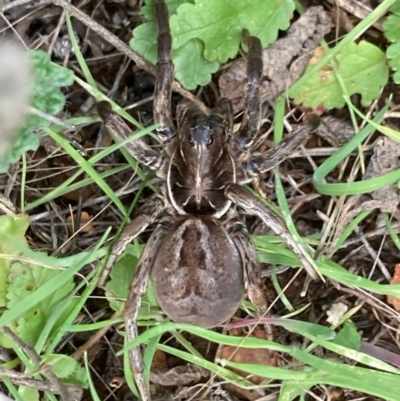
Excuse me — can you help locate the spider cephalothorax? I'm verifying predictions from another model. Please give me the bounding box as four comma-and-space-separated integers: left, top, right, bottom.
98, 0, 320, 399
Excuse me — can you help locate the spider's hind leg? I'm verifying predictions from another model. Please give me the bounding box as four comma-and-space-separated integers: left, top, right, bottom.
226, 183, 318, 281
124, 220, 172, 401
226, 215, 273, 339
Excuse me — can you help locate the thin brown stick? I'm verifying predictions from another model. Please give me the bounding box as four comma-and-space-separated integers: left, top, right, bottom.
50, 0, 209, 114
0, 367, 83, 400
2, 327, 76, 401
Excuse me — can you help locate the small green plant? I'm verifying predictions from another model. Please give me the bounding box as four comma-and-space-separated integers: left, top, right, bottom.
0, 214, 89, 399
131, 0, 390, 108
130, 0, 295, 89
0, 50, 74, 173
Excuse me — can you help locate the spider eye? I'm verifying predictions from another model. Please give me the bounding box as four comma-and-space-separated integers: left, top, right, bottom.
188, 136, 194, 144
207, 137, 213, 145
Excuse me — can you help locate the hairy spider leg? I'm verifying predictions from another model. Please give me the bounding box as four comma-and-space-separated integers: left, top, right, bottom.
154, 0, 175, 143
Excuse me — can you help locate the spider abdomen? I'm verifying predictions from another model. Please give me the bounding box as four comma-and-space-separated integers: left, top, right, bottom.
152, 216, 244, 328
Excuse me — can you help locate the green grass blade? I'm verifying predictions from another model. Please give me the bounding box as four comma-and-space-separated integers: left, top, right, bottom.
313, 104, 389, 195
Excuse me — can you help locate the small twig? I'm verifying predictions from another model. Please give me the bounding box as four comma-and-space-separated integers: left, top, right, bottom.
332, 0, 385, 31
0, 0, 51, 12
50, 0, 209, 114
0, 367, 83, 399
2, 327, 77, 401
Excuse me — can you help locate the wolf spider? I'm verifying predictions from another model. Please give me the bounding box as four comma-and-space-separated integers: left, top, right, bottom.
98, 0, 320, 399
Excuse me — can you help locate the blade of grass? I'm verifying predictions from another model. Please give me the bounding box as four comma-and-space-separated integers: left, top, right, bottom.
84, 352, 101, 401
313, 103, 390, 195
45, 127, 127, 216
65, 12, 97, 89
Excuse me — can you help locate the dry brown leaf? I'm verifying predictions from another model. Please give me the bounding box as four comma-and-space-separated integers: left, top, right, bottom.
218, 326, 277, 401
387, 264, 400, 310
67, 211, 93, 232
152, 350, 168, 369
150, 364, 209, 386
52, 172, 93, 201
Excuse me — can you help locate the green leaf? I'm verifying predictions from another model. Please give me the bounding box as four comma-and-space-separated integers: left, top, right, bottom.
0, 215, 75, 347
171, 0, 295, 63
0, 215, 30, 309
130, 0, 218, 89
104, 245, 161, 320
0, 50, 74, 173
18, 386, 39, 401
42, 354, 80, 379
290, 41, 389, 109
334, 322, 361, 351
384, 2, 400, 83
173, 39, 219, 87
105, 252, 138, 312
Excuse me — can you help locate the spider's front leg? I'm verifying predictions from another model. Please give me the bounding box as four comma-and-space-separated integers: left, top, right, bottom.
239, 114, 320, 183
97, 102, 166, 172
153, 0, 175, 143
235, 29, 263, 152
226, 183, 318, 281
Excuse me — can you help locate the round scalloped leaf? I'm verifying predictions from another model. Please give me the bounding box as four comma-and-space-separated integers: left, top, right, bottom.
30, 51, 74, 87
0, 215, 30, 308
18, 386, 39, 401
387, 42, 400, 83
384, 5, 400, 84
30, 50, 73, 114
383, 13, 400, 42
6, 251, 74, 346
173, 39, 219, 89
289, 41, 389, 109
170, 0, 295, 63
130, 22, 158, 65
131, 22, 219, 89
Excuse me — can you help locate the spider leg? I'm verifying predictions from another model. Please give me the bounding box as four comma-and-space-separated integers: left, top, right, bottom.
225, 183, 318, 280
227, 220, 266, 314
239, 114, 320, 183
98, 196, 165, 286
98, 101, 166, 172
124, 221, 170, 401
227, 217, 274, 339
154, 0, 175, 143
235, 30, 263, 152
